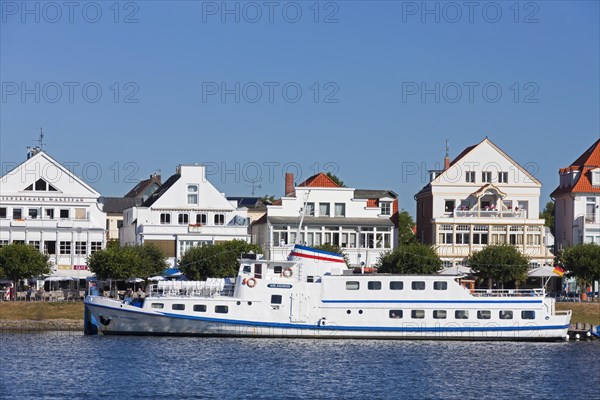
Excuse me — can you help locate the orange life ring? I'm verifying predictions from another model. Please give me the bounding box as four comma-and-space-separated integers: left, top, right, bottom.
283, 268, 293, 278
247, 278, 257, 288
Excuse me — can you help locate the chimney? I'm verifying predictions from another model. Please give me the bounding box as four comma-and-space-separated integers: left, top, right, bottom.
285, 172, 294, 197
444, 139, 450, 170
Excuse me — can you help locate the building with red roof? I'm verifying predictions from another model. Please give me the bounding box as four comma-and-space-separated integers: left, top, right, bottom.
551, 138, 600, 249
252, 172, 398, 266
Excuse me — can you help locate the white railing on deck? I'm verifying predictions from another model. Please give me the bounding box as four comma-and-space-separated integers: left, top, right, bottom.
148, 278, 235, 298
470, 288, 545, 297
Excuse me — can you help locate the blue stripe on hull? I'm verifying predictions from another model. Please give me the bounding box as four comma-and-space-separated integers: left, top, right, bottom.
321, 300, 543, 304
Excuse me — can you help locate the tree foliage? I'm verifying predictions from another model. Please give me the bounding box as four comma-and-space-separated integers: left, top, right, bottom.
0, 243, 51, 283
467, 244, 530, 288
376, 242, 442, 274
88, 243, 167, 280
540, 201, 555, 236
312, 243, 350, 266
326, 172, 346, 188
397, 210, 417, 245
559, 243, 600, 287
179, 240, 262, 280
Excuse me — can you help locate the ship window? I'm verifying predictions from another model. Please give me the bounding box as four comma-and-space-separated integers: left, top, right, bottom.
271, 295, 282, 304
477, 310, 491, 320
411, 281, 425, 290
193, 305, 207, 312
307, 276, 314, 283
433, 281, 447, 290
433, 310, 447, 319
346, 281, 359, 290
521, 310, 535, 320
274, 266, 283, 274
151, 303, 164, 309
411, 310, 425, 319
389, 310, 403, 319
215, 305, 229, 314
389, 281, 404, 290
243, 265, 252, 273
499, 310, 513, 320
172, 304, 185, 310
455, 310, 469, 319
368, 281, 382, 290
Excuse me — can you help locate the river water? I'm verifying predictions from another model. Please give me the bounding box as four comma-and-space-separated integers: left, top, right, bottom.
1, 332, 598, 399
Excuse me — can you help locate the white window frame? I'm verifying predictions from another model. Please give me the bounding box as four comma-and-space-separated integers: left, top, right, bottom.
187, 185, 199, 205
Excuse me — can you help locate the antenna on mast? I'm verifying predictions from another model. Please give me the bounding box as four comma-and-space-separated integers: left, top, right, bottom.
248, 181, 261, 196
38, 128, 45, 150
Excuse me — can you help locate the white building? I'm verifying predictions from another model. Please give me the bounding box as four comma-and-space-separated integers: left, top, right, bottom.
101, 173, 161, 241
415, 138, 553, 268
552, 138, 600, 249
120, 164, 250, 266
0, 148, 106, 278
252, 172, 398, 267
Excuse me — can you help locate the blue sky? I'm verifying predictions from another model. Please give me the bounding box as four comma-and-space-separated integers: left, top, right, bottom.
1, 1, 599, 215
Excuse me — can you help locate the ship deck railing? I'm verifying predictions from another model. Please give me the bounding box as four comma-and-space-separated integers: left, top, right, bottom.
147, 281, 235, 298
470, 288, 546, 297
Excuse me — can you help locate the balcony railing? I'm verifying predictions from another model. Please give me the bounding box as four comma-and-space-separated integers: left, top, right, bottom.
453, 208, 527, 218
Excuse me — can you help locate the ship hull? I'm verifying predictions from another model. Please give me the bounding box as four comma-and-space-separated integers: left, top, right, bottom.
85, 297, 570, 341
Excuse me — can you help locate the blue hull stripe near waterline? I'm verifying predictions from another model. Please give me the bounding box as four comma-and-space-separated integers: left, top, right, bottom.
85, 301, 569, 333
321, 299, 544, 304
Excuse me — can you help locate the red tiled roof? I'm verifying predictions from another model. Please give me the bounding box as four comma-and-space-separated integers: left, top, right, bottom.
551, 139, 600, 197
297, 173, 341, 188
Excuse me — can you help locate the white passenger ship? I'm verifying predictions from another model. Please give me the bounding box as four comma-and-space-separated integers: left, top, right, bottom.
84, 245, 571, 340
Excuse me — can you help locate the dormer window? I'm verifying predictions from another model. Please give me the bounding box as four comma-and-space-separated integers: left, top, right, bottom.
187, 185, 198, 205
592, 169, 600, 186
381, 201, 391, 216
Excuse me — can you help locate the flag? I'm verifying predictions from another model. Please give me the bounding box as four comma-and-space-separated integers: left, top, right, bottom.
553, 266, 565, 276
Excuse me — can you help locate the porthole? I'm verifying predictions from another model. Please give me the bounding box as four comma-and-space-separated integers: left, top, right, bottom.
236, 301, 241, 305
358, 310, 363, 314
347, 310, 351, 314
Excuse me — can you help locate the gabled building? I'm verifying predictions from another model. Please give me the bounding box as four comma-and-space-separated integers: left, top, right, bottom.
101, 173, 161, 241
0, 148, 106, 278
552, 138, 600, 249
252, 172, 398, 266
120, 164, 250, 266
415, 138, 552, 268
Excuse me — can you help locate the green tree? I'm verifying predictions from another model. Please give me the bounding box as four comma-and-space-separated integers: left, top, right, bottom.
326, 172, 346, 187
312, 243, 350, 266
559, 243, 600, 293
540, 201, 555, 236
397, 210, 417, 245
467, 244, 530, 288
88, 244, 167, 280
179, 240, 262, 280
0, 243, 51, 295
376, 242, 442, 274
